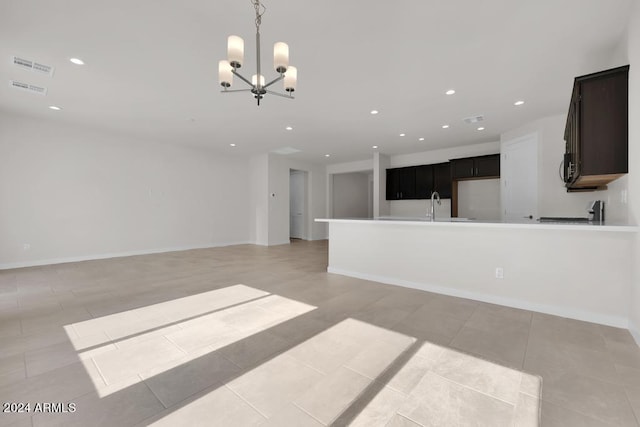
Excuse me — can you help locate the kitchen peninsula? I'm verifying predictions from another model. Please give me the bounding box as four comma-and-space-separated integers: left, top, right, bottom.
316, 218, 638, 330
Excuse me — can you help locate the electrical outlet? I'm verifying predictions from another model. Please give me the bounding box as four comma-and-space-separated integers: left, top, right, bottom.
23, 243, 30, 251
621, 189, 628, 204
495, 267, 504, 279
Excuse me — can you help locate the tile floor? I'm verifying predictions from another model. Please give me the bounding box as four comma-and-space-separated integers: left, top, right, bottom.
0, 240, 638, 426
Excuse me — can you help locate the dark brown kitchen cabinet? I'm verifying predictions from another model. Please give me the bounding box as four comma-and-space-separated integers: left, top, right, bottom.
451, 154, 500, 180
386, 166, 416, 200
386, 168, 400, 200
386, 163, 452, 200
415, 165, 434, 199
451, 157, 475, 179
399, 167, 417, 198
432, 162, 452, 198
474, 154, 500, 177
564, 65, 629, 191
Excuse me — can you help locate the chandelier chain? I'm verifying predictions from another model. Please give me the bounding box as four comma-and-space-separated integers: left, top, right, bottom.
252, 0, 266, 33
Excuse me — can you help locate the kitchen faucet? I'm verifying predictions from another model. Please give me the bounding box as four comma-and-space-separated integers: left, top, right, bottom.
430, 191, 441, 221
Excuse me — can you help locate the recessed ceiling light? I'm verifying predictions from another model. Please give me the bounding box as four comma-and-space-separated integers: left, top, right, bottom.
446, 89, 456, 95
514, 100, 525, 106
442, 125, 450, 129
325, 154, 330, 157
285, 126, 293, 131
399, 133, 406, 137
370, 110, 379, 115
419, 137, 425, 141
477, 127, 485, 131
230, 143, 236, 147
69, 58, 84, 65
372, 145, 378, 149
48, 105, 61, 111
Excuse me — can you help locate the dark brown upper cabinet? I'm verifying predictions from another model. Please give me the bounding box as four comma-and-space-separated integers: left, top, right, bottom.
451, 157, 475, 179
564, 65, 629, 191
451, 154, 500, 180
386, 166, 416, 200
386, 168, 400, 200
386, 162, 452, 200
415, 165, 434, 199
432, 162, 452, 198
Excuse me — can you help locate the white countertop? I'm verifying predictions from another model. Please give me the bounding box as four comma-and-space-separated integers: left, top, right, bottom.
315, 217, 638, 232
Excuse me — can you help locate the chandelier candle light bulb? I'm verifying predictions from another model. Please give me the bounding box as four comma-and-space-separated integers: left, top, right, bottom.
284, 66, 297, 92
227, 36, 244, 68
218, 60, 233, 87
218, 0, 297, 105
273, 42, 289, 73
251, 74, 265, 87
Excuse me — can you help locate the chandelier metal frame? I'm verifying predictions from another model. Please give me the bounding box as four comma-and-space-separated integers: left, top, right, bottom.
218, 0, 297, 106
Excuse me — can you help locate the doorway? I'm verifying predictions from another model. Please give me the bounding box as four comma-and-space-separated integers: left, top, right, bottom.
502, 133, 538, 221
289, 169, 307, 240
330, 171, 373, 218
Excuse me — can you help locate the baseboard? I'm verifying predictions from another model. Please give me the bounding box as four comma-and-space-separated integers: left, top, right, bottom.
269, 240, 292, 246
328, 267, 629, 329
0, 241, 253, 270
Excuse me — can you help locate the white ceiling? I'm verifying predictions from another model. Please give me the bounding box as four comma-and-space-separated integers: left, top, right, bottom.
0, 0, 632, 163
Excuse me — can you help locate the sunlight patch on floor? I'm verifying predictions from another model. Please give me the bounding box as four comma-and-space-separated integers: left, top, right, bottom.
63, 285, 316, 397
149, 318, 541, 426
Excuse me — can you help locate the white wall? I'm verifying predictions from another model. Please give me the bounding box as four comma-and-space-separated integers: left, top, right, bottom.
266, 154, 327, 245
326, 220, 634, 328
373, 153, 390, 218
326, 159, 374, 223
458, 179, 501, 220
627, 0, 640, 343
389, 200, 452, 219
0, 113, 251, 268
501, 115, 629, 224
326, 159, 374, 175
250, 154, 269, 246
332, 173, 370, 219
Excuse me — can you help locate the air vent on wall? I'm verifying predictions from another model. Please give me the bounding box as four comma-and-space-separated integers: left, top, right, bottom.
12, 56, 55, 76
9, 80, 47, 95
463, 115, 484, 124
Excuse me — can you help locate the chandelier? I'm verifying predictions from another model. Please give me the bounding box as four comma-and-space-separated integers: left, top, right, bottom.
218, 0, 297, 106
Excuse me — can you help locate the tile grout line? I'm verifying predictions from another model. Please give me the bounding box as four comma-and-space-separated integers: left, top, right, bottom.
446, 305, 480, 347
623, 387, 640, 426
224, 384, 270, 421
162, 335, 189, 356
91, 357, 110, 387
140, 374, 170, 409
392, 412, 427, 427
427, 370, 520, 408
342, 364, 377, 381
283, 353, 329, 377
291, 401, 328, 426
22, 349, 28, 380
519, 313, 534, 371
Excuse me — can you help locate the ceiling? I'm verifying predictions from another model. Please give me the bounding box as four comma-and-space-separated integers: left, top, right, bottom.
0, 0, 633, 163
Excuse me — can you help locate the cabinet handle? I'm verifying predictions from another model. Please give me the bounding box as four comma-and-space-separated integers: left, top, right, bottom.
400, 192, 403, 198
476, 167, 479, 175
470, 167, 474, 176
